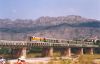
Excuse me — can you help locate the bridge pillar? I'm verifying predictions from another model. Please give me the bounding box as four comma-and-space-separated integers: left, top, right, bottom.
62, 48, 71, 57
42, 47, 53, 57
20, 47, 27, 58
77, 48, 83, 55
48, 47, 53, 57
87, 48, 93, 55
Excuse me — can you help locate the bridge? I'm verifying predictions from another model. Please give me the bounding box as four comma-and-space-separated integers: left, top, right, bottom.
0, 40, 99, 58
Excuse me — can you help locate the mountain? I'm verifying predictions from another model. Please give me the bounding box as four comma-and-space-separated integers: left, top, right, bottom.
0, 15, 100, 40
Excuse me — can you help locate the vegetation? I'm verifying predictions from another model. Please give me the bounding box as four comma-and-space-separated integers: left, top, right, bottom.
0, 48, 10, 54
47, 54, 100, 64
95, 40, 100, 47
78, 54, 100, 64
48, 57, 72, 64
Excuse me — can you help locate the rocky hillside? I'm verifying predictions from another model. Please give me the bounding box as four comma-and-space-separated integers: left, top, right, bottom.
0, 15, 100, 40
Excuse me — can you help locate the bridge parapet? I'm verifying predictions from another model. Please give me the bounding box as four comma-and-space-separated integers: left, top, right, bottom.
0, 40, 99, 48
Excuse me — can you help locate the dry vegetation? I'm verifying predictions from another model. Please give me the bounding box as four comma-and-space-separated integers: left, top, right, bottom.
78, 54, 100, 64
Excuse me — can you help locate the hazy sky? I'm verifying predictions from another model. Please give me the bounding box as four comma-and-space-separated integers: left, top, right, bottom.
0, 0, 100, 20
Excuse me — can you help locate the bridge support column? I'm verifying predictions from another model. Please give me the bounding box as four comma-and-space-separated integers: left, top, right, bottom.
62, 48, 71, 57
42, 47, 53, 57
77, 48, 83, 55
88, 48, 93, 55
48, 47, 53, 57
21, 47, 27, 58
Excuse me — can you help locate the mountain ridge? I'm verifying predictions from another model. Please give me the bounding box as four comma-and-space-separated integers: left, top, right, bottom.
0, 15, 100, 40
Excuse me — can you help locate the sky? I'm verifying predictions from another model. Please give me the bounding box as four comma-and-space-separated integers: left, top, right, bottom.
0, 0, 100, 20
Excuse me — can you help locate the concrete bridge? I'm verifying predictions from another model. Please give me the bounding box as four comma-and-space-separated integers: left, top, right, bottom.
0, 40, 99, 58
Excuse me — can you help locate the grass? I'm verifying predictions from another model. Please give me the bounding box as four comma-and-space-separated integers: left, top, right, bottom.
47, 54, 100, 64
78, 54, 100, 64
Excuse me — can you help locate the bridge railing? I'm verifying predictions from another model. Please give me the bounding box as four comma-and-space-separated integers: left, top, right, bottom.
0, 40, 99, 48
